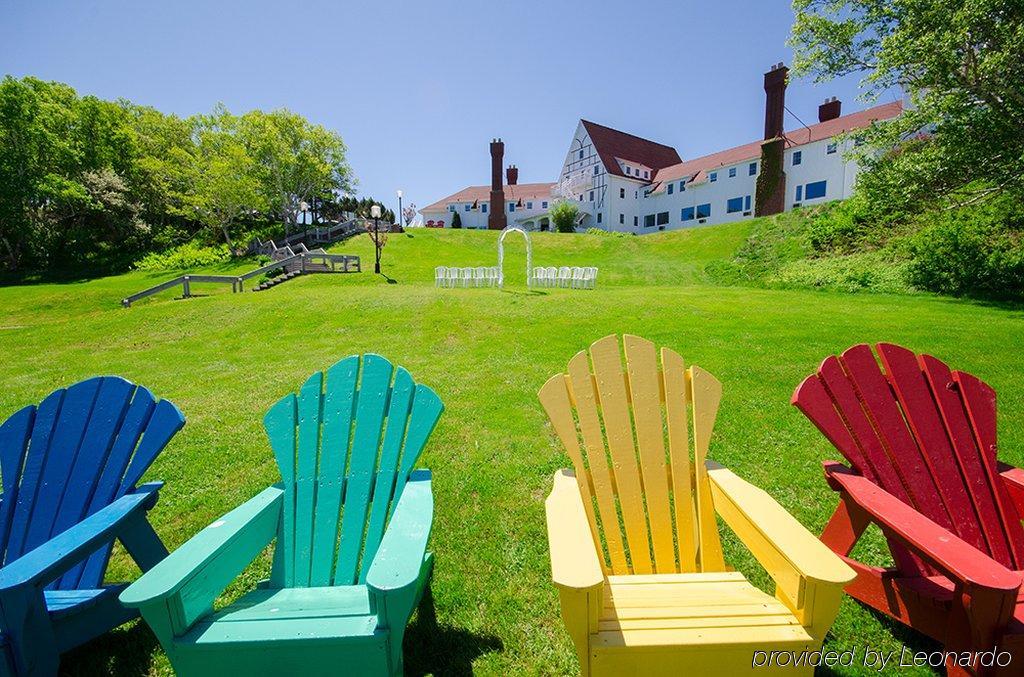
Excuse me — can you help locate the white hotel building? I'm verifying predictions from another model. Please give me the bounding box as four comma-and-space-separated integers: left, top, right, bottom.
420, 65, 903, 234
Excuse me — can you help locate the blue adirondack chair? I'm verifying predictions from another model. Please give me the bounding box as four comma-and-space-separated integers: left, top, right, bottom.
0, 376, 183, 676
121, 354, 443, 676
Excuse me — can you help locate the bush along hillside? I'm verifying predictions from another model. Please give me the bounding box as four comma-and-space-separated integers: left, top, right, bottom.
706, 194, 1024, 302
775, 0, 1024, 302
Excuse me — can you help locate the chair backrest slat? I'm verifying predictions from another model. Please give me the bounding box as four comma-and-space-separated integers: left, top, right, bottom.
264, 355, 443, 589
360, 368, 416, 582
920, 356, 1020, 567
0, 406, 34, 558
309, 356, 359, 586
335, 356, 393, 585
590, 337, 654, 573
794, 343, 1024, 574
539, 335, 725, 576
22, 380, 103, 561
623, 336, 675, 572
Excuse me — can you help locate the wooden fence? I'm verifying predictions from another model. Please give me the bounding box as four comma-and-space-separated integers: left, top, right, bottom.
121, 253, 361, 307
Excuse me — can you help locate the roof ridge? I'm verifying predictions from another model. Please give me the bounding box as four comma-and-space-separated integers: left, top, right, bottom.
580, 119, 677, 151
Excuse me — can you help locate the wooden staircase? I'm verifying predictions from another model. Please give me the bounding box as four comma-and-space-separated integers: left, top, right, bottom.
253, 270, 303, 292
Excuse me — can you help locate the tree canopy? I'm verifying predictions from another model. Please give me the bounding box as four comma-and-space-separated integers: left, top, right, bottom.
789, 0, 1024, 212
0, 76, 355, 273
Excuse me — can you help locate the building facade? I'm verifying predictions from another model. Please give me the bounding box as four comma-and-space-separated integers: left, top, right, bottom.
420, 65, 902, 234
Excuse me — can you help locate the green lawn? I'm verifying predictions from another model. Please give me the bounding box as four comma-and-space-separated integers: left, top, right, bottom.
2, 225, 1023, 676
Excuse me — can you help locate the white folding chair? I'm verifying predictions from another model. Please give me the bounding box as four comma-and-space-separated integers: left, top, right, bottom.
532, 267, 545, 287
487, 267, 499, 286
571, 267, 584, 289
587, 267, 598, 289
435, 266, 446, 288
474, 267, 486, 287
558, 266, 571, 288
462, 267, 474, 288
446, 267, 460, 287
546, 267, 557, 288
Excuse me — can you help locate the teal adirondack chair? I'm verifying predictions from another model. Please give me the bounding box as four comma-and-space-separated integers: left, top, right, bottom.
120, 355, 443, 676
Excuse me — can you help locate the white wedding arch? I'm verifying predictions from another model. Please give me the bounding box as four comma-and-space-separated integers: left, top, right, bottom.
497, 225, 532, 288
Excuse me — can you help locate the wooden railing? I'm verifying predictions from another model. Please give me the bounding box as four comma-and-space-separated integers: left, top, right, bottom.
122, 252, 362, 307
248, 218, 364, 256
121, 275, 242, 307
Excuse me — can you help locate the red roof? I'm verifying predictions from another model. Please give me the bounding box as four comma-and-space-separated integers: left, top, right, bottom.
581, 120, 682, 179
652, 100, 903, 189
421, 182, 556, 212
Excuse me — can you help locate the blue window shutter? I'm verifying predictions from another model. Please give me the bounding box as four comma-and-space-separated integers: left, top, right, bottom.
796, 185, 803, 201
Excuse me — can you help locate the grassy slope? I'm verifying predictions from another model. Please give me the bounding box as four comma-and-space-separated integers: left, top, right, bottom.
2, 225, 1023, 675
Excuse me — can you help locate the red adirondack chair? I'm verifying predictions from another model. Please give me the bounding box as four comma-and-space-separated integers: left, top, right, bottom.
793, 343, 1024, 675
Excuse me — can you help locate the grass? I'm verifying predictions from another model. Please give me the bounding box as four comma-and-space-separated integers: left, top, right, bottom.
2, 224, 1023, 675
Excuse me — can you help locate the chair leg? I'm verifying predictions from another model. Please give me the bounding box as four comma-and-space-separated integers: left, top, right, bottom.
0, 586, 59, 676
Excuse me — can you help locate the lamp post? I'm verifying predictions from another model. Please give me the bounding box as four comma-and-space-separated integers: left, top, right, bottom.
396, 189, 403, 230
370, 204, 382, 274
298, 200, 309, 239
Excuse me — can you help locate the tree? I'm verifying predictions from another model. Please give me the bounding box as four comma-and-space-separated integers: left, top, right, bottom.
789, 0, 1024, 211
186, 110, 266, 251
450, 210, 462, 228
403, 202, 417, 226
238, 110, 353, 231
549, 200, 579, 233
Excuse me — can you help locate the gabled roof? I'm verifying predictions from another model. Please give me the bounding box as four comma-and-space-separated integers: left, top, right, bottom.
421, 182, 556, 212
581, 120, 682, 179
651, 100, 904, 190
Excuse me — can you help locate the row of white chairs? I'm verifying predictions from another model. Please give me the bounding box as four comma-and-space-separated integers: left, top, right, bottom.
533, 266, 598, 289
435, 266, 499, 288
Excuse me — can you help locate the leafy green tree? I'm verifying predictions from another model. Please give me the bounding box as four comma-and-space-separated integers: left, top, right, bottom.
0, 76, 358, 273
238, 110, 352, 231
790, 0, 1024, 211
450, 210, 462, 228
550, 200, 580, 233
186, 109, 266, 250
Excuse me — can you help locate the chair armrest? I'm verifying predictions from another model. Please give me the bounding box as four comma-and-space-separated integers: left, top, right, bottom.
997, 462, 1024, 517
825, 462, 1021, 593
0, 483, 162, 593
366, 470, 433, 595
545, 469, 603, 591
707, 463, 853, 635
120, 485, 282, 634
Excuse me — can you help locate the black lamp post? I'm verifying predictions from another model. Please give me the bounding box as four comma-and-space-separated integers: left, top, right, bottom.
371, 204, 382, 274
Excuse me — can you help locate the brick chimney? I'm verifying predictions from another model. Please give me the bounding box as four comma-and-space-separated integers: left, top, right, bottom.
755, 63, 789, 217
488, 139, 506, 230
763, 62, 788, 140
818, 96, 842, 123
506, 165, 518, 186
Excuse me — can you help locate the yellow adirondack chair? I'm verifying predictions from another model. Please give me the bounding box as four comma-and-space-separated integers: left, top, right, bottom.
539, 335, 854, 675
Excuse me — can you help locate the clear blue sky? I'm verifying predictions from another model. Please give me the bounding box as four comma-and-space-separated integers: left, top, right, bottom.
0, 0, 897, 216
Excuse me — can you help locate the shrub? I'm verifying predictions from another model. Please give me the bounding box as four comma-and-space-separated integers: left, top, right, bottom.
805, 199, 875, 254
134, 242, 232, 271
772, 252, 914, 294
585, 227, 630, 238
451, 211, 462, 229
550, 201, 579, 233
905, 197, 1024, 300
